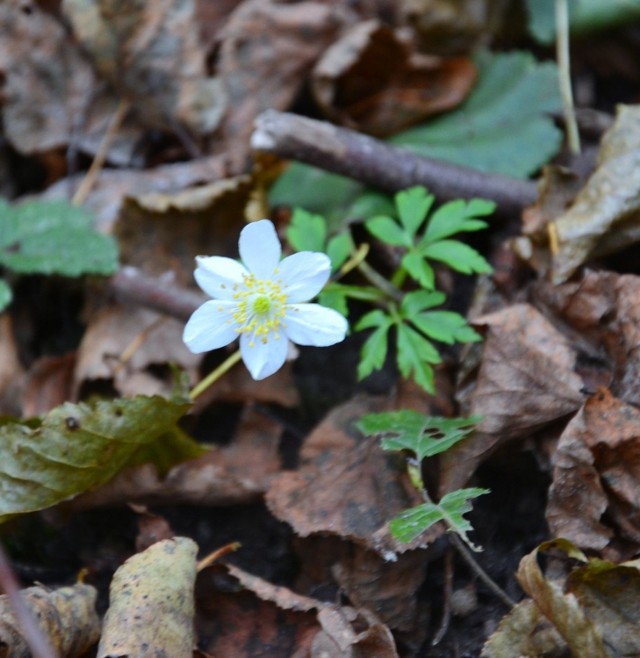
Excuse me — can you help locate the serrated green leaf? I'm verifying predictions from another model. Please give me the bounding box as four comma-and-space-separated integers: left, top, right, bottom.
0, 279, 12, 312
326, 232, 354, 272
421, 240, 492, 275
356, 309, 394, 379
389, 487, 489, 546
401, 251, 435, 289
0, 395, 192, 523
358, 411, 482, 462
401, 290, 446, 316
411, 310, 482, 345
365, 216, 411, 247
423, 198, 494, 244
396, 187, 434, 238
346, 190, 396, 220
0, 200, 118, 277
389, 51, 561, 178
396, 324, 441, 392
286, 208, 327, 253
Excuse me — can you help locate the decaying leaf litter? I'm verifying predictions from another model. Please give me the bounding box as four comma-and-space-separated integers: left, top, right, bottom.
2, 1, 640, 656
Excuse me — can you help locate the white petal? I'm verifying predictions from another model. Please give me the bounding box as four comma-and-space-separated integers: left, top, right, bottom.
240, 332, 289, 380
277, 252, 331, 302
239, 220, 281, 278
284, 304, 348, 347
194, 256, 248, 300
183, 300, 239, 353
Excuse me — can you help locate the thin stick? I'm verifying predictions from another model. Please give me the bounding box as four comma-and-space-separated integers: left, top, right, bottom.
72, 98, 130, 206
190, 349, 243, 400
252, 110, 538, 217
449, 532, 515, 608
432, 547, 454, 645
556, 0, 580, 154
0, 542, 57, 658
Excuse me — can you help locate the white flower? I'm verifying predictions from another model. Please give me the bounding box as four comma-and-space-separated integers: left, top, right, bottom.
183, 219, 348, 380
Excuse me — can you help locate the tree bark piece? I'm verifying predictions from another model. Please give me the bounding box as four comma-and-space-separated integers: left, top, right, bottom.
252, 110, 538, 217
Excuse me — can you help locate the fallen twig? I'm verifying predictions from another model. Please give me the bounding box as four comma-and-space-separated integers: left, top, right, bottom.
251, 110, 538, 217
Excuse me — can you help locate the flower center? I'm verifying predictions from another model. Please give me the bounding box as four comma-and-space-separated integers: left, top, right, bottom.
232, 274, 287, 345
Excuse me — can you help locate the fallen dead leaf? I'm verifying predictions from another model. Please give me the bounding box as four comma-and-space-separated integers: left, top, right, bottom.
21, 352, 76, 417
0, 314, 24, 416
312, 19, 476, 136
441, 303, 584, 493
0, 583, 100, 658
98, 537, 197, 658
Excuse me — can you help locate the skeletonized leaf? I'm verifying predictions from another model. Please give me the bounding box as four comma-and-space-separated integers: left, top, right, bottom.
0, 395, 191, 523
98, 537, 197, 658
0, 583, 100, 658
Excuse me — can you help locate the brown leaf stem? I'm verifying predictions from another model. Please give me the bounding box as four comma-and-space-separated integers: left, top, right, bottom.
251, 110, 538, 217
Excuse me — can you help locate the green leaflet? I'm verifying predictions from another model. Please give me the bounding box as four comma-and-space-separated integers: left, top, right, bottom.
0, 395, 195, 523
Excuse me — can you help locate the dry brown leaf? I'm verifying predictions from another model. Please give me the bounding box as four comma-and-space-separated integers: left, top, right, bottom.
98, 537, 197, 658
131, 504, 176, 552
62, 0, 226, 136
442, 303, 584, 492
550, 105, 640, 283
0, 314, 24, 416
73, 305, 200, 398
312, 20, 476, 136
21, 353, 76, 417
217, 0, 356, 169
57, 404, 283, 513
0, 583, 100, 658
547, 388, 640, 556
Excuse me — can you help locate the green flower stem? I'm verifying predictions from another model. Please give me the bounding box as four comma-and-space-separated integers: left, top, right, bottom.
338, 243, 370, 278
556, 0, 580, 153
357, 260, 404, 303
190, 349, 242, 400
391, 267, 407, 289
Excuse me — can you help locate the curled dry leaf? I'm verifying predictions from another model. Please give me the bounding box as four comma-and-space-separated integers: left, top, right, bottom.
0, 584, 100, 658
217, 0, 356, 169
311, 20, 476, 136
62, 0, 226, 135
551, 105, 640, 283
98, 537, 197, 658
547, 388, 640, 556
442, 303, 584, 492
0, 314, 24, 416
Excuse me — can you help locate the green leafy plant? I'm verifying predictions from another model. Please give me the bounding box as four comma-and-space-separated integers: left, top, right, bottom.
0, 199, 119, 311
358, 411, 488, 550
323, 186, 491, 393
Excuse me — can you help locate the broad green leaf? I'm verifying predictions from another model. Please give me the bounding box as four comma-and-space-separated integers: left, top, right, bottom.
396, 324, 441, 392
286, 208, 326, 252
395, 187, 434, 238
319, 286, 349, 317
326, 232, 354, 272
421, 240, 492, 275
0, 279, 12, 313
359, 411, 481, 462
401, 251, 435, 289
346, 190, 396, 220
0, 395, 191, 523
0, 200, 118, 276
389, 487, 489, 547
401, 290, 446, 316
355, 308, 392, 331
411, 310, 482, 345
365, 216, 411, 247
390, 51, 562, 178
358, 322, 392, 380
423, 198, 494, 244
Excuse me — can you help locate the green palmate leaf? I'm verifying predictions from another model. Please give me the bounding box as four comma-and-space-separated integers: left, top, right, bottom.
286, 208, 326, 253
423, 198, 495, 244
358, 411, 482, 463
0, 200, 118, 276
389, 488, 489, 548
365, 216, 411, 247
0, 279, 12, 313
401, 290, 446, 315
390, 51, 561, 178
401, 251, 435, 289
356, 309, 393, 380
396, 323, 441, 393
411, 310, 482, 345
420, 240, 492, 275
396, 187, 434, 238
346, 190, 396, 220
0, 395, 192, 523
